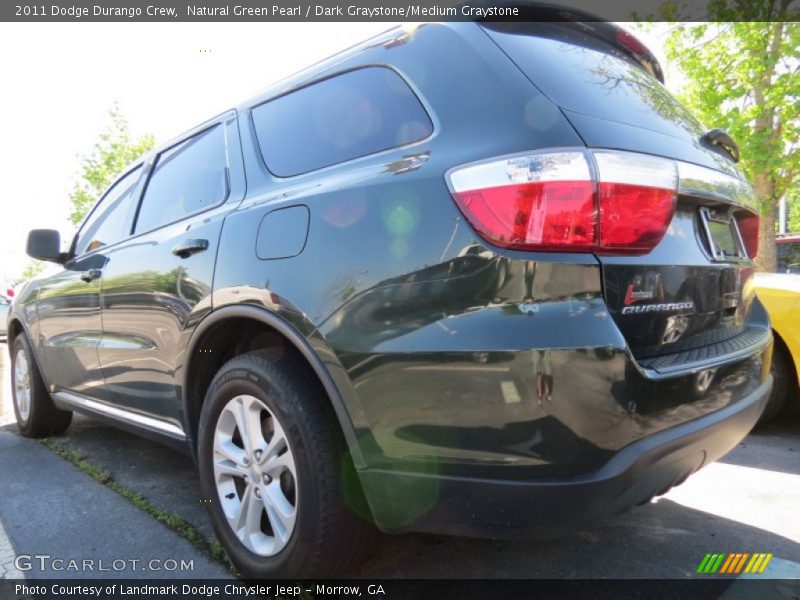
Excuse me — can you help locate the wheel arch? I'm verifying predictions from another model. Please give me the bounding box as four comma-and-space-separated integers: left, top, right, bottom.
6, 317, 44, 377
6, 317, 24, 347
182, 305, 365, 468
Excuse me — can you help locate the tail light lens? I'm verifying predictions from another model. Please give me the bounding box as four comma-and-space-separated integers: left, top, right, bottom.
449, 152, 596, 252
448, 150, 678, 255
735, 212, 759, 258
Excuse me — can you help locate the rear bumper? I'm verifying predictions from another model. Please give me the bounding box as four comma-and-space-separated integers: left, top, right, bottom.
359, 375, 771, 538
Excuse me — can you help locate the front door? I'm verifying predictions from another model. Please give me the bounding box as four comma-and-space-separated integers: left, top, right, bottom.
36, 165, 144, 396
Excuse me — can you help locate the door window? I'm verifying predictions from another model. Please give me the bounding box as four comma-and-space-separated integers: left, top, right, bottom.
135, 125, 228, 234
777, 242, 800, 273
74, 166, 142, 256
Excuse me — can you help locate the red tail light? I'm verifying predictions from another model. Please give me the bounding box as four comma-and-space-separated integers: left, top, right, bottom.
448, 150, 678, 255
736, 212, 759, 258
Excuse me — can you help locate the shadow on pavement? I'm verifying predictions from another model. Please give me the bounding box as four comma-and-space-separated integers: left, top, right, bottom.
2, 412, 798, 579
719, 412, 800, 476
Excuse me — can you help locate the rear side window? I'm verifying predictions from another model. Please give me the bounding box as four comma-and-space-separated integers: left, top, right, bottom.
251, 67, 433, 177
777, 242, 800, 273
135, 125, 227, 234
75, 166, 142, 256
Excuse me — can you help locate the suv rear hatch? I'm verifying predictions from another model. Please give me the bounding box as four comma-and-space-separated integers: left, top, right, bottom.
479, 21, 764, 367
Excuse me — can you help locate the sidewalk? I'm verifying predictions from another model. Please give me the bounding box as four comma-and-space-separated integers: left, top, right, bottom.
0, 427, 231, 579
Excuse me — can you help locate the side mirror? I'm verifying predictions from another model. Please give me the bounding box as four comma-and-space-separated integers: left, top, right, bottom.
26, 229, 65, 263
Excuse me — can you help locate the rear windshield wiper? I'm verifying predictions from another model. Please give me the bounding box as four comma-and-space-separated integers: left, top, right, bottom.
701, 128, 740, 163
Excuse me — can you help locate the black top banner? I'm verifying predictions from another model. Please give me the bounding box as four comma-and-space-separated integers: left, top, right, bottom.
3, 0, 800, 22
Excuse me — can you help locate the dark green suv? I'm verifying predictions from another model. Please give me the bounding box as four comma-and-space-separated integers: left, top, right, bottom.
8, 16, 771, 577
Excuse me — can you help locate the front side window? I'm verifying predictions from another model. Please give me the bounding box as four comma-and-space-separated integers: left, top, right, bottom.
251, 67, 433, 177
135, 125, 227, 234
74, 166, 142, 256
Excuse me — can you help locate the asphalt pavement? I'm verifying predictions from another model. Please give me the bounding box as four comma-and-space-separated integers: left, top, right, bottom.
1, 342, 799, 579
0, 344, 231, 579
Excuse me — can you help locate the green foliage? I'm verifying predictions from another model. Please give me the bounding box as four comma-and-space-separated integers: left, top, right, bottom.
664, 12, 799, 270
69, 103, 154, 225
788, 189, 800, 233
21, 260, 45, 281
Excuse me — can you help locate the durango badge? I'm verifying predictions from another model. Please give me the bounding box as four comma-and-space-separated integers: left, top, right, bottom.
622, 301, 695, 315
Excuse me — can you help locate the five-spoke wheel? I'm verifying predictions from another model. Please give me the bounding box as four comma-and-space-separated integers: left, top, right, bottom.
213, 394, 297, 556
197, 350, 372, 578
10, 333, 72, 437
13, 347, 31, 422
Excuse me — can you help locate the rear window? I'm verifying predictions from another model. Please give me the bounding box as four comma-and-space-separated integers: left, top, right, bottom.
251, 67, 433, 177
777, 242, 800, 273
482, 24, 706, 142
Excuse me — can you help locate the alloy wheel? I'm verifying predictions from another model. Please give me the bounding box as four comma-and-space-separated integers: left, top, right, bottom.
13, 349, 31, 421
212, 394, 298, 556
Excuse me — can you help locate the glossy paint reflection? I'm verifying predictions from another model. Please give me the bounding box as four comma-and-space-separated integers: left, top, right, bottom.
93, 214, 218, 421
35, 254, 107, 395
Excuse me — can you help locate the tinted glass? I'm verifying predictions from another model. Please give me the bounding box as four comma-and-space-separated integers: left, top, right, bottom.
777, 242, 800, 273
75, 166, 142, 256
483, 25, 706, 142
252, 67, 433, 177
135, 125, 227, 234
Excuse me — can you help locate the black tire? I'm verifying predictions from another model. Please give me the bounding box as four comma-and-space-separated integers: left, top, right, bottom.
10, 334, 72, 437
197, 350, 373, 578
757, 339, 795, 426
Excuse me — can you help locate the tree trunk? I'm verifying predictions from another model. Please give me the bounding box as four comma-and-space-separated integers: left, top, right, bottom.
756, 200, 778, 272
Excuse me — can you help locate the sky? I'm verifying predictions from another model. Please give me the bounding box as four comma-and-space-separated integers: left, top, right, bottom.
0, 21, 669, 282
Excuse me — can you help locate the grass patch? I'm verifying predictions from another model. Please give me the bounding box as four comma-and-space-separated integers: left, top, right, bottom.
39, 438, 236, 574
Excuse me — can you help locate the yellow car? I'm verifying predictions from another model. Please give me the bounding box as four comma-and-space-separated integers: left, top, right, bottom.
754, 272, 800, 422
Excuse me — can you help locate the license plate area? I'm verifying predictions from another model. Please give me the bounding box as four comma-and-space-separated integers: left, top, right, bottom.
699, 207, 747, 262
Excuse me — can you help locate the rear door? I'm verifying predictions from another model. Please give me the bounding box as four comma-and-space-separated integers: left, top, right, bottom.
483, 23, 762, 366
93, 113, 244, 426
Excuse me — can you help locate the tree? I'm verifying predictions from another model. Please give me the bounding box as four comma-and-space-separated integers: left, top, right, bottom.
19, 104, 154, 282
69, 103, 154, 225
21, 260, 46, 281
664, 10, 800, 271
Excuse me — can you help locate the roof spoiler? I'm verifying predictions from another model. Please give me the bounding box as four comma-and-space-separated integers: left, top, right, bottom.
477, 2, 665, 83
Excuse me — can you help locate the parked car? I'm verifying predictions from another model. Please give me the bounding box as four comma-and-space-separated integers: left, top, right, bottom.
754, 273, 800, 422
7, 13, 772, 577
777, 233, 800, 273
0, 294, 9, 341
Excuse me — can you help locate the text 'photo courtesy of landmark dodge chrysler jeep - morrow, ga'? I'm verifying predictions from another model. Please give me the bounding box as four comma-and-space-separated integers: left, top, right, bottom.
8, 13, 772, 578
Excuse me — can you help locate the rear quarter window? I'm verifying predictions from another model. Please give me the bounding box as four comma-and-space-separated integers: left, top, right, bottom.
251, 66, 433, 177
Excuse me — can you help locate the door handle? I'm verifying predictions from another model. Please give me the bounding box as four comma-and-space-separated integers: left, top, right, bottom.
172, 238, 209, 259
80, 269, 102, 282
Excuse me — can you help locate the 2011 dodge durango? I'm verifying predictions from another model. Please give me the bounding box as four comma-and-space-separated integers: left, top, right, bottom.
7, 13, 773, 577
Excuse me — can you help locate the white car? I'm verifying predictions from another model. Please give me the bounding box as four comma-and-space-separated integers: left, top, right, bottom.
0, 293, 9, 341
